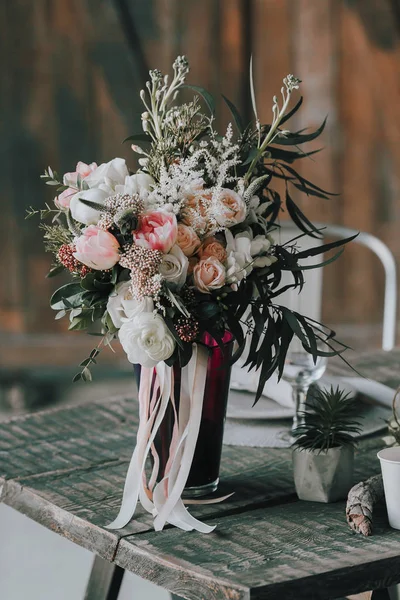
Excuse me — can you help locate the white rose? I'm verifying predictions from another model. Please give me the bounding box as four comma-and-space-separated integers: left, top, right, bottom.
107, 281, 154, 329
85, 158, 129, 189
115, 173, 154, 196
119, 313, 175, 367
70, 187, 109, 225
159, 245, 189, 289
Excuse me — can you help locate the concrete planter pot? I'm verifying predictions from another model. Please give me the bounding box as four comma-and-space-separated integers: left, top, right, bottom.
292, 445, 354, 503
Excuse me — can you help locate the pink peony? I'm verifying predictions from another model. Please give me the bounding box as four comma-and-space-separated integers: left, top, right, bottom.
193, 256, 226, 293
199, 237, 227, 263
55, 161, 97, 209
176, 224, 201, 257
73, 225, 120, 270
133, 211, 177, 253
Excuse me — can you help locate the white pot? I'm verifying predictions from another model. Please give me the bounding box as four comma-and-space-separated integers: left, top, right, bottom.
292, 445, 354, 503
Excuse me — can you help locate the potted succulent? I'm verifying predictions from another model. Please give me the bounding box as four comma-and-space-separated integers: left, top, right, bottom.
292, 386, 362, 503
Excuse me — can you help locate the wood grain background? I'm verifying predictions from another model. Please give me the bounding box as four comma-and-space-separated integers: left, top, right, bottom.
1, 0, 399, 358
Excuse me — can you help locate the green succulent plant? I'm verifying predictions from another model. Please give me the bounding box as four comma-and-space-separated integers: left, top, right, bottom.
292, 386, 363, 453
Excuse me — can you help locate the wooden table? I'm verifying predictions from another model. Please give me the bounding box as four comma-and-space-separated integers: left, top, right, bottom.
1, 350, 400, 600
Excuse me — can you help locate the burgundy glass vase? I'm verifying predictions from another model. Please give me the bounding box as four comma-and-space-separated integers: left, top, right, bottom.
135, 332, 233, 497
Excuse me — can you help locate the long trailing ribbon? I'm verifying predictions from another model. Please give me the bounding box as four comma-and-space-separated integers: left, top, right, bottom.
106, 343, 220, 533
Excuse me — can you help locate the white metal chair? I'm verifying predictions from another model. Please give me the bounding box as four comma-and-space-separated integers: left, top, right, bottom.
313, 223, 397, 351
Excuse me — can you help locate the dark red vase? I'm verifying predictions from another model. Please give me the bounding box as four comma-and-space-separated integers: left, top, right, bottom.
135, 332, 233, 497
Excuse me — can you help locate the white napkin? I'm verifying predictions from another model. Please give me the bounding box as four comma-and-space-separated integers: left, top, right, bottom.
230, 367, 295, 408
340, 376, 395, 408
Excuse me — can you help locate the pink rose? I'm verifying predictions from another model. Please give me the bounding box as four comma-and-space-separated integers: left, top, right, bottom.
56, 188, 76, 209
193, 256, 226, 294
176, 224, 201, 257
133, 211, 177, 253
73, 225, 120, 270
215, 189, 247, 227
199, 237, 227, 263
63, 161, 98, 188
55, 162, 97, 209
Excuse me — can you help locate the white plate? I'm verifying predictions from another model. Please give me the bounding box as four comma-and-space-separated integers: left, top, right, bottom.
226, 375, 357, 420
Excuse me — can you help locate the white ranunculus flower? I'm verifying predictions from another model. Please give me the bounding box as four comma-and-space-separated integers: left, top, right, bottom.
250, 234, 273, 257
253, 255, 278, 268
115, 173, 154, 196
225, 230, 253, 279
225, 251, 247, 284
107, 281, 154, 329
85, 158, 129, 189
159, 245, 189, 290
70, 187, 109, 225
119, 313, 175, 367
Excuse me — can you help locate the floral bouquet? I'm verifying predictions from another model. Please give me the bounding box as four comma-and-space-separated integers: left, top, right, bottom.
30, 56, 353, 532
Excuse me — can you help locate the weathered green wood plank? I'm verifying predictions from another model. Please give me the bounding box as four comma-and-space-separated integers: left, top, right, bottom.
116, 499, 400, 600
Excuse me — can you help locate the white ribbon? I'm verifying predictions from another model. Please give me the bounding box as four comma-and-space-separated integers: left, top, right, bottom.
106, 343, 216, 533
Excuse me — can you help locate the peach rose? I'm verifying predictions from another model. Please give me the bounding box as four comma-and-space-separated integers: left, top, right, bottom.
176, 224, 201, 257
199, 237, 227, 263
73, 225, 120, 270
133, 210, 177, 253
56, 161, 97, 209
182, 192, 212, 232
215, 189, 247, 227
193, 256, 226, 294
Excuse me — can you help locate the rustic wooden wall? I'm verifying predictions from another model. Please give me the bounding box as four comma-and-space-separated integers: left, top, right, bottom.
1, 0, 399, 357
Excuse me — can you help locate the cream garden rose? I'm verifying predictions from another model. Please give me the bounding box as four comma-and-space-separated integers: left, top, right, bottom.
118, 312, 175, 367
215, 189, 247, 227
73, 225, 120, 270
176, 224, 201, 257
193, 256, 226, 293
159, 245, 189, 289
199, 237, 227, 263
107, 281, 154, 329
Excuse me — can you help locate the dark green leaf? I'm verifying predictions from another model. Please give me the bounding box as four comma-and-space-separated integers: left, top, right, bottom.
274, 117, 327, 146
183, 85, 215, 115
221, 95, 244, 132
46, 264, 65, 278
279, 96, 303, 125
50, 283, 84, 310
122, 133, 152, 143
296, 234, 358, 259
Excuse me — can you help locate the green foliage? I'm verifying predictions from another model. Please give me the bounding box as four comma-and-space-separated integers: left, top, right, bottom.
73, 348, 101, 383
292, 386, 363, 453
40, 223, 73, 255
